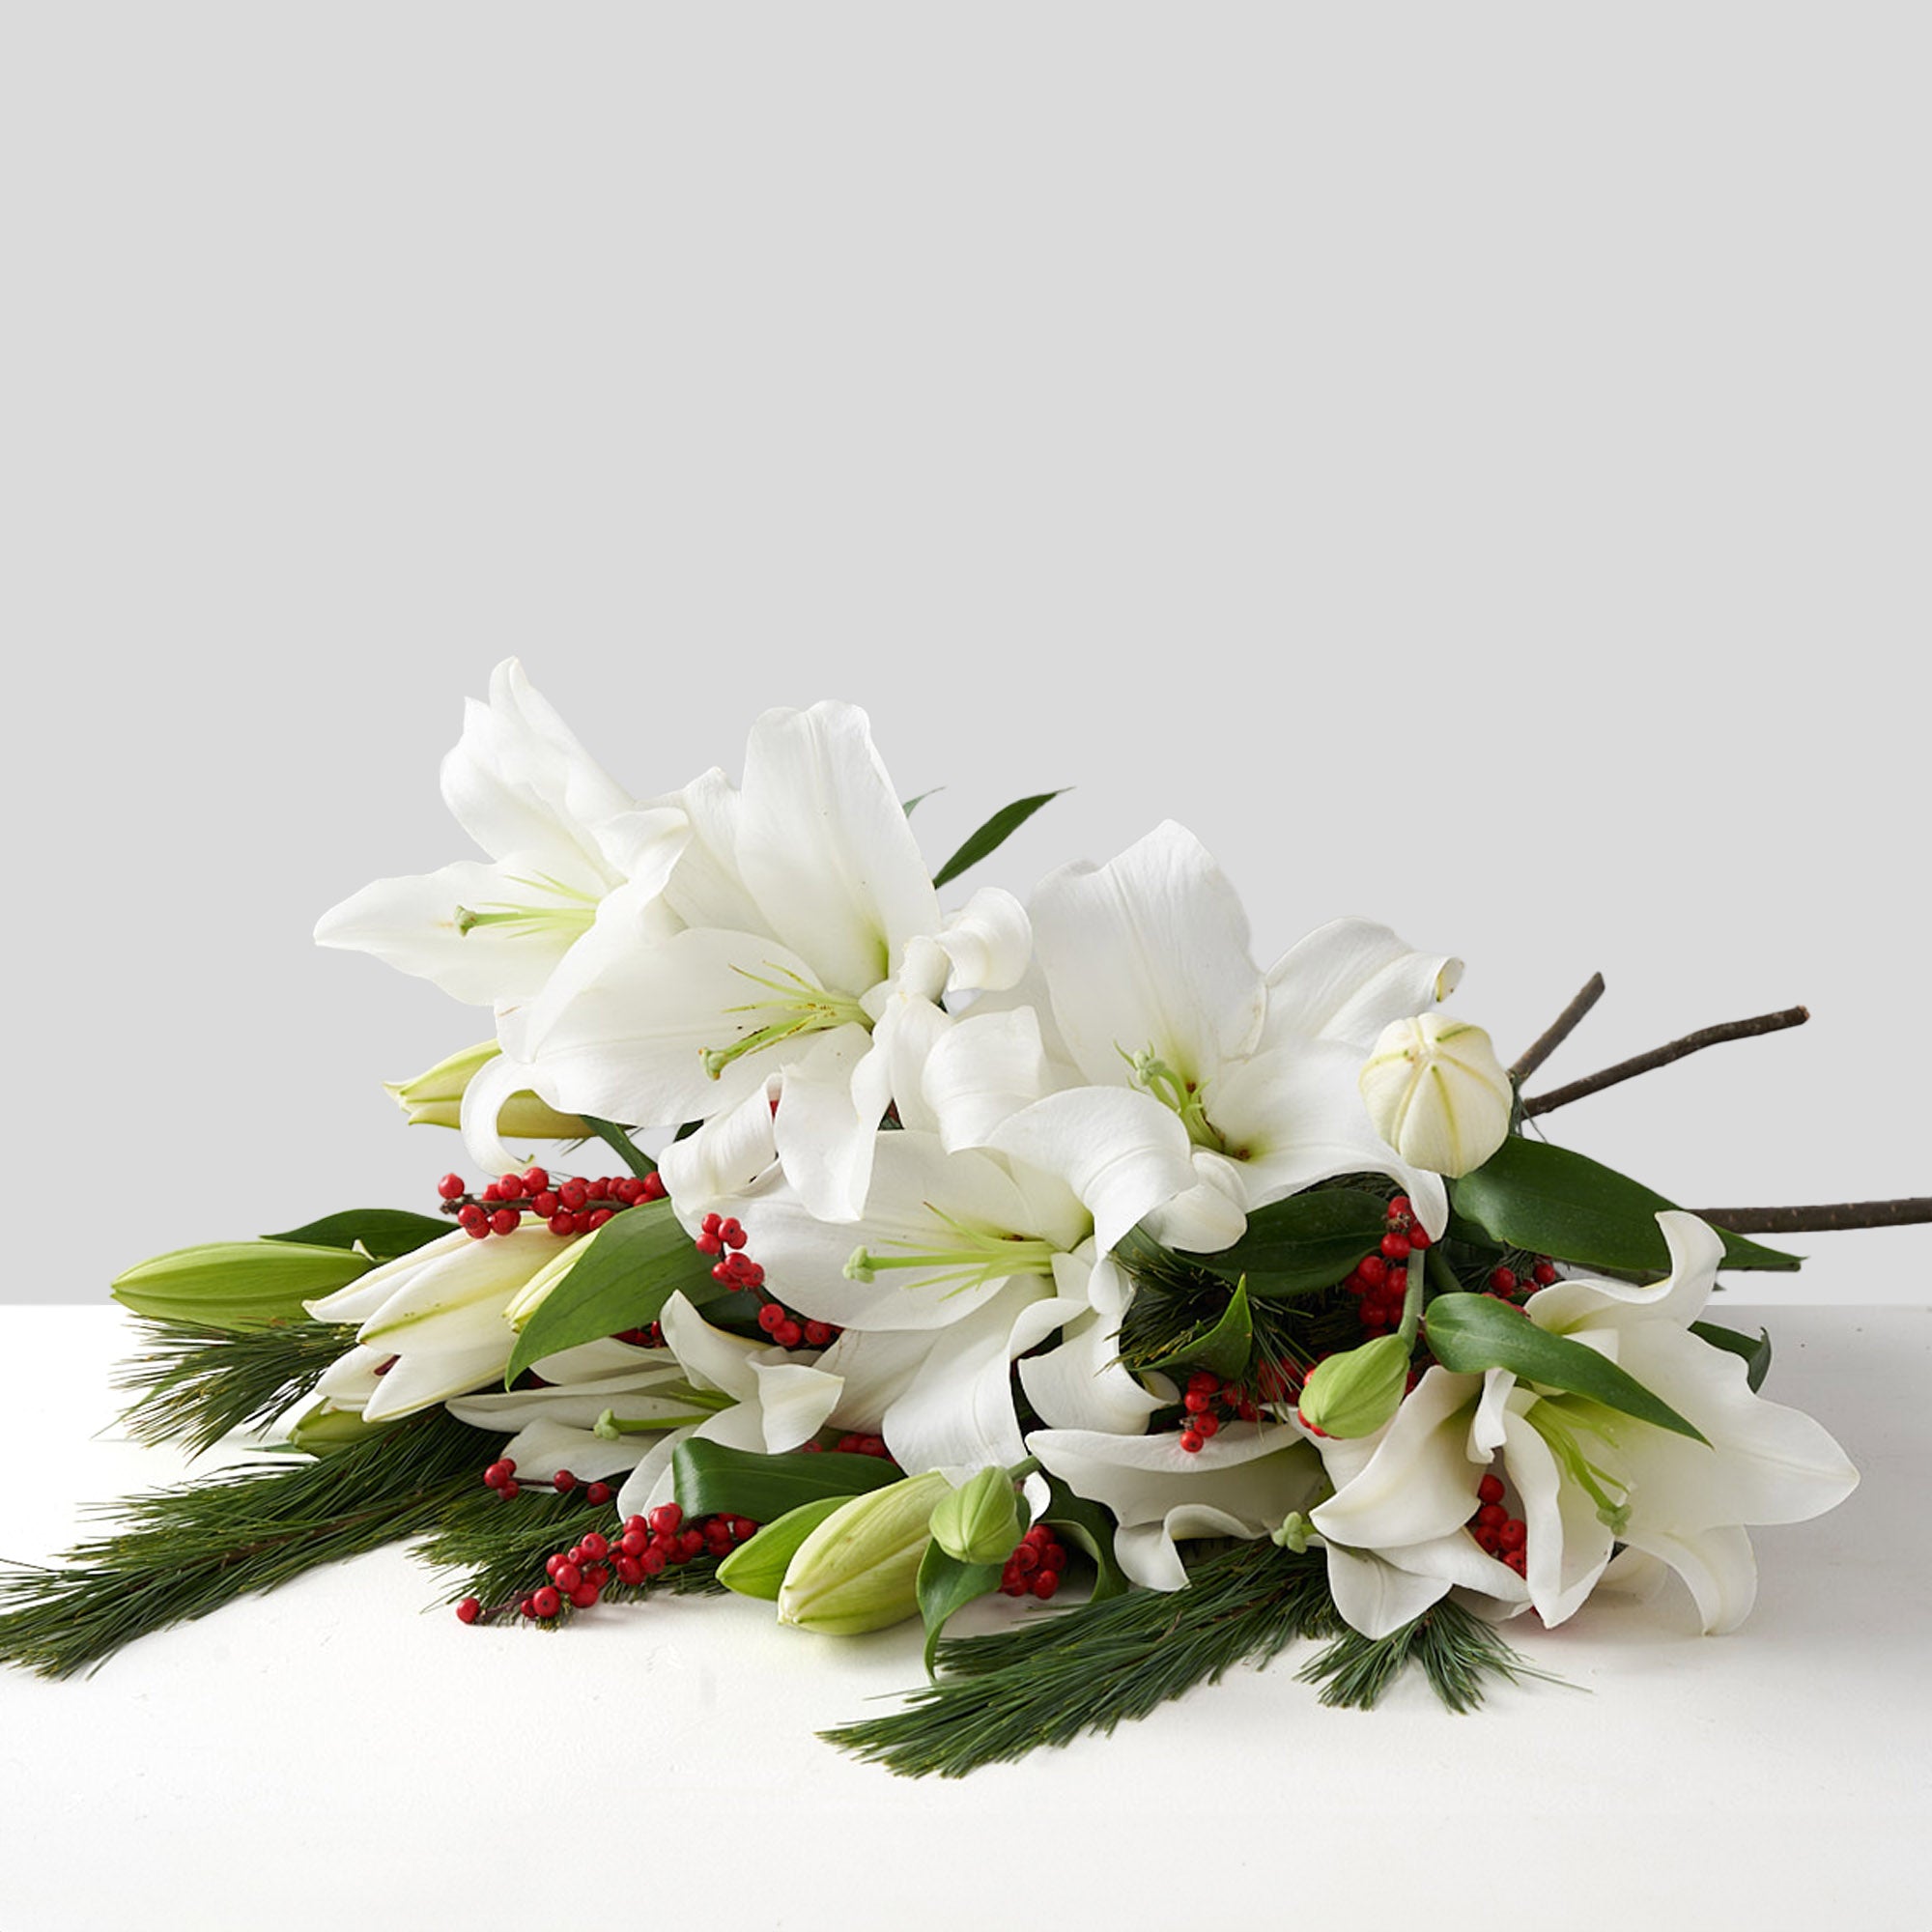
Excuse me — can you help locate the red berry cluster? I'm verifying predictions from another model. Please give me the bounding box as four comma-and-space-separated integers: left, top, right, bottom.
1486, 1258, 1558, 1304
1341, 1194, 1433, 1334
1177, 1370, 1260, 1454
696, 1212, 840, 1353
454, 1502, 761, 1627
999, 1521, 1068, 1601
1467, 1470, 1528, 1577
480, 1456, 615, 1506
440, 1166, 667, 1240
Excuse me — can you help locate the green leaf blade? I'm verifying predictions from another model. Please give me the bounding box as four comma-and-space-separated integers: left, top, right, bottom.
1183, 1188, 1389, 1295
931, 788, 1068, 890
670, 1440, 903, 1522
1449, 1135, 1802, 1274
917, 1545, 1006, 1676
1143, 1277, 1253, 1380
504, 1203, 719, 1385
1423, 1293, 1708, 1442
263, 1208, 452, 1262
1689, 1319, 1774, 1393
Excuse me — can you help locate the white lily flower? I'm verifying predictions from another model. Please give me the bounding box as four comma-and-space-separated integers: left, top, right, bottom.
1026, 1419, 1325, 1590
315, 659, 691, 1012
305, 1224, 579, 1423
611, 1292, 845, 1520
514, 701, 1031, 1222
963, 821, 1456, 1255
1310, 1213, 1860, 1634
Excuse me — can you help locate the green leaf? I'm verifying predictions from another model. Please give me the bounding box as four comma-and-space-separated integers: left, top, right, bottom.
504, 1203, 718, 1384
263, 1208, 451, 1262
1690, 1320, 1774, 1393
715, 1496, 850, 1601
578, 1116, 658, 1179
1183, 1188, 1390, 1295
1423, 1293, 1708, 1442
901, 787, 943, 816
670, 1439, 903, 1522
917, 1544, 1006, 1675
1143, 1277, 1253, 1380
1449, 1134, 1802, 1274
1039, 1476, 1127, 1602
931, 788, 1068, 890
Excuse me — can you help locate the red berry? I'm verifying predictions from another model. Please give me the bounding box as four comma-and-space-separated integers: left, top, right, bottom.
1407, 1226, 1432, 1251
615, 1556, 643, 1586
587, 1208, 613, 1231
1356, 1255, 1388, 1289
641, 1173, 667, 1201
1478, 1472, 1506, 1505
775, 1321, 803, 1348
1389, 1195, 1412, 1217
1179, 1430, 1205, 1453
531, 1586, 561, 1619
1380, 1233, 1411, 1262
553, 1470, 577, 1493
560, 1181, 588, 1210
455, 1596, 481, 1623
1490, 1267, 1518, 1294
585, 1482, 612, 1506
498, 1480, 520, 1499
803, 1321, 834, 1347
1533, 1262, 1558, 1286
569, 1583, 600, 1609
554, 1561, 583, 1592
523, 1166, 550, 1193
1194, 1411, 1220, 1438
490, 1208, 521, 1236
579, 1532, 610, 1560
1031, 1570, 1060, 1601
650, 1504, 684, 1537
438, 1174, 468, 1201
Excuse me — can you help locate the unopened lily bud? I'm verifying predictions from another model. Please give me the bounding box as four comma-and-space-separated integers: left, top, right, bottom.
777, 1470, 952, 1635
929, 1467, 1022, 1566
1358, 1013, 1513, 1179
288, 1400, 400, 1456
1297, 1334, 1413, 1439
503, 1223, 609, 1328
384, 1041, 589, 1140
112, 1240, 373, 1332
716, 1496, 848, 1602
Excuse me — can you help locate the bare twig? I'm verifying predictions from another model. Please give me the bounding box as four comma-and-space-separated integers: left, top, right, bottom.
1521, 1005, 1810, 1118
1509, 973, 1606, 1086
1691, 1199, 1932, 1235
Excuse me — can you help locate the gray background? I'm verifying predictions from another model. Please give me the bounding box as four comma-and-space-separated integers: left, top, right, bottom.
3, 8, 1924, 1308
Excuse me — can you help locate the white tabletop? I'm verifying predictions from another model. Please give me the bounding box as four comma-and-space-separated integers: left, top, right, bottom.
2, 1304, 1926, 1932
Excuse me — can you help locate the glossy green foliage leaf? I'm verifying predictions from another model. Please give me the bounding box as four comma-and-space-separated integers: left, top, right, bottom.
1182, 1188, 1390, 1295
578, 1115, 658, 1179
1423, 1293, 1707, 1442
1449, 1135, 1802, 1274
1039, 1476, 1127, 1602
504, 1203, 718, 1384
1690, 1320, 1774, 1393
263, 1208, 451, 1262
716, 1496, 851, 1601
931, 789, 1068, 889
917, 1544, 1006, 1675
670, 1439, 903, 1522
1143, 1278, 1253, 1380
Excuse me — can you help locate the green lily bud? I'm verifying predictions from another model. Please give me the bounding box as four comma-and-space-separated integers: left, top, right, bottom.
777, 1470, 952, 1635
384, 1041, 590, 1140
287, 1400, 401, 1456
1358, 1013, 1513, 1179
715, 1496, 849, 1602
1297, 1333, 1413, 1439
112, 1240, 373, 1332
929, 1467, 1022, 1566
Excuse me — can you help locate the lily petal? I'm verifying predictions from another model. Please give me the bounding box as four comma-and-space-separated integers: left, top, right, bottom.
1262, 917, 1463, 1052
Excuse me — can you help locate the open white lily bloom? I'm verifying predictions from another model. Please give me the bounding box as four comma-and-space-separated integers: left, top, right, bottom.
966, 821, 1456, 1256
1312, 1213, 1860, 1634
611, 1292, 845, 1520
444, 1346, 695, 1486
306, 1225, 576, 1423
315, 659, 691, 1012
702, 1129, 1100, 1474
1028, 1420, 1324, 1590
514, 701, 1031, 1222
1300, 1374, 1530, 1638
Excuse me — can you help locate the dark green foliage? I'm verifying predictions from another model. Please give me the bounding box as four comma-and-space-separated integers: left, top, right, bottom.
114, 1318, 357, 1456
1299, 1593, 1562, 1713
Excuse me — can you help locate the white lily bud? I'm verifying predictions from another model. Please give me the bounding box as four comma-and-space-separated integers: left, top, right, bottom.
1358, 1013, 1513, 1179
777, 1471, 952, 1634
384, 1041, 589, 1140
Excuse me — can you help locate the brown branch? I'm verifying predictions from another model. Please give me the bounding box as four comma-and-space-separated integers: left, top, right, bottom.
1691, 1199, 1932, 1235
1509, 973, 1606, 1086
1520, 1005, 1810, 1118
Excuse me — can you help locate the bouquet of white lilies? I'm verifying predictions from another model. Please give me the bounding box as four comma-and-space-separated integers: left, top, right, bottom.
7, 663, 1918, 1775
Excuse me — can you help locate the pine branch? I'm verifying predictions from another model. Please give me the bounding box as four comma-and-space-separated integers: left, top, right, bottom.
824, 1543, 1338, 1777
0, 1412, 483, 1678
114, 1318, 355, 1455
1298, 1595, 1563, 1713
